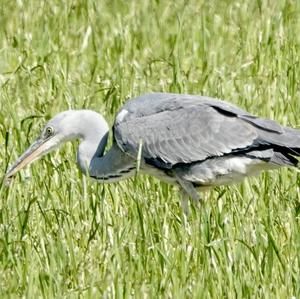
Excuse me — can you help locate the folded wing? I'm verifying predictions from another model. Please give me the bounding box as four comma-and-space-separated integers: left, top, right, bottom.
113, 93, 265, 169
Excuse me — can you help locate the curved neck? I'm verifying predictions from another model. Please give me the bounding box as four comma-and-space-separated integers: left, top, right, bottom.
88, 143, 136, 182
77, 132, 109, 174
73, 110, 135, 181
67, 110, 109, 174
78, 138, 135, 182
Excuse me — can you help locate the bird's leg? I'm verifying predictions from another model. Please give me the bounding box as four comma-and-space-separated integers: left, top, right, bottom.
177, 178, 201, 203
176, 177, 201, 214
179, 189, 190, 216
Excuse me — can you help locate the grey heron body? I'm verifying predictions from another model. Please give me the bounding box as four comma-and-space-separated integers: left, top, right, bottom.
6, 93, 300, 209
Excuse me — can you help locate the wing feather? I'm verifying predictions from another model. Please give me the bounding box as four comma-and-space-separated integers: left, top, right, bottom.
114, 95, 259, 169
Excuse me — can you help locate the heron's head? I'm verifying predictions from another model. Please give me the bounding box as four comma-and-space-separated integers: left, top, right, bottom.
5, 110, 109, 179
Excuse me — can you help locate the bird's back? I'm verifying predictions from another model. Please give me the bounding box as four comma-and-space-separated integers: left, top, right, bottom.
113, 92, 300, 192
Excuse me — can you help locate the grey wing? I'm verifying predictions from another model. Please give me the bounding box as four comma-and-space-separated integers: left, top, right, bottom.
114, 93, 300, 169
113, 99, 258, 169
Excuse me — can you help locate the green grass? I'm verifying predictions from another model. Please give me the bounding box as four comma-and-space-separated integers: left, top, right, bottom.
1, 0, 300, 298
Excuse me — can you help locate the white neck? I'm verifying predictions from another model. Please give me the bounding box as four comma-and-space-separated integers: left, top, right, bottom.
77, 132, 109, 174
72, 110, 135, 181
62, 110, 109, 174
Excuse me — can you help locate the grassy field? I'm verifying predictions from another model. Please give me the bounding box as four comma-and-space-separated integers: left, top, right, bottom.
1, 0, 300, 298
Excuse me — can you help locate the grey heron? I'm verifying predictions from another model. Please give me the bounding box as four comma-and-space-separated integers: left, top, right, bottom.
5, 93, 300, 210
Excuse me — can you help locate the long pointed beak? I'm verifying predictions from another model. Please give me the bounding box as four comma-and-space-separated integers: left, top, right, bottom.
6, 137, 48, 179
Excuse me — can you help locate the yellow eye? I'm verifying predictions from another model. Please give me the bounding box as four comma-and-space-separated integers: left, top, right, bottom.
45, 126, 54, 136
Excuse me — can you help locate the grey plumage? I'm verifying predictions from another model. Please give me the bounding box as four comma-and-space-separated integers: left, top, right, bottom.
6, 92, 300, 211
113, 93, 300, 204
114, 93, 300, 169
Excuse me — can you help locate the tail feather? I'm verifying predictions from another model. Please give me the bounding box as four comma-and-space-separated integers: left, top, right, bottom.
259, 126, 300, 149
270, 151, 299, 167
245, 147, 300, 167
255, 124, 300, 167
